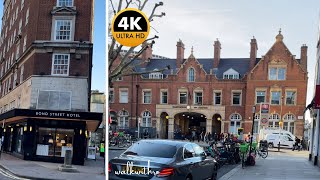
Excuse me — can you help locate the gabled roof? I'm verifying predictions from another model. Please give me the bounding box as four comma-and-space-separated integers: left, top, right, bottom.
51, 6, 77, 15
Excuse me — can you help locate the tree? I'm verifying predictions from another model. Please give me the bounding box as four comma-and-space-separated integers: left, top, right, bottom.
108, 0, 169, 88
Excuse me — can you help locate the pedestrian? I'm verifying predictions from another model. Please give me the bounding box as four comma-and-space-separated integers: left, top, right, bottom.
208, 132, 212, 142
200, 131, 204, 142
192, 130, 196, 142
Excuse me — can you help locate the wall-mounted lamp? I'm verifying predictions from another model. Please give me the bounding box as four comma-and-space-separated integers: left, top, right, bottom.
4, 128, 6, 132
24, 126, 27, 132
80, 129, 83, 135
29, 126, 32, 132
11, 128, 13, 132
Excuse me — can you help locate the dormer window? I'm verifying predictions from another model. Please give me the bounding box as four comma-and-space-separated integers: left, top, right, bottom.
188, 68, 195, 82
149, 69, 163, 79
223, 68, 240, 79
57, 0, 73, 7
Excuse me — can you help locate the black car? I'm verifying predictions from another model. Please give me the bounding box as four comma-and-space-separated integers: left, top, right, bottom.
109, 139, 218, 180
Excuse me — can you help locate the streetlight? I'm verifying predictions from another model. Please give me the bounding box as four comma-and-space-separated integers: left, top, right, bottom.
249, 106, 256, 155
278, 96, 284, 152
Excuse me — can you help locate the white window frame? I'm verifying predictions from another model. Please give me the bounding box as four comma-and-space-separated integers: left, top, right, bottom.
20, 64, 24, 83
285, 90, 296, 105
118, 110, 129, 129
270, 91, 281, 105
109, 89, 114, 103
51, 53, 70, 76
160, 90, 168, 104
18, 18, 22, 34
119, 89, 128, 103
256, 90, 266, 104
268, 113, 280, 128
269, 67, 286, 80
25, 8, 29, 26
13, 71, 17, 88
142, 111, 152, 127
179, 91, 188, 105
229, 113, 241, 134
187, 67, 195, 82
54, 20, 72, 41
193, 90, 203, 105
253, 113, 260, 134
21, 0, 25, 10
232, 90, 242, 106
57, 0, 74, 7
213, 91, 222, 105
142, 90, 152, 104
23, 35, 27, 52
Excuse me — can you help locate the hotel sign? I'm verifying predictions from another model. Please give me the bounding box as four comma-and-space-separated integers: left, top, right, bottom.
35, 111, 81, 118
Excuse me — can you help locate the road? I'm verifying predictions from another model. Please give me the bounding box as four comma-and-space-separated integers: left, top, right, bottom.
0, 166, 31, 180
109, 149, 239, 179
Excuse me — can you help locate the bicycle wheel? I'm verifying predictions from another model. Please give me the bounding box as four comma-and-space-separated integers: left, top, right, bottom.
260, 151, 268, 159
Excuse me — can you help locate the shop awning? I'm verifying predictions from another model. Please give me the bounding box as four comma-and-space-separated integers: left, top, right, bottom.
0, 109, 103, 132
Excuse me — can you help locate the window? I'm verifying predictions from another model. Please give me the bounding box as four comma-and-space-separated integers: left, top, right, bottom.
268, 113, 280, 128
149, 70, 163, 79
54, 20, 72, 41
214, 92, 221, 105
142, 111, 152, 127
37, 91, 71, 111
256, 91, 265, 104
269, 67, 286, 80
183, 144, 195, 159
188, 68, 195, 82
284, 114, 295, 134
109, 89, 114, 103
230, 113, 241, 134
286, 91, 296, 105
119, 110, 129, 129
179, 92, 187, 104
23, 35, 27, 52
25, 8, 29, 26
119, 89, 128, 103
20, 64, 24, 83
232, 92, 241, 105
143, 91, 151, 104
52, 54, 70, 75
57, 0, 74, 7
18, 19, 22, 34
16, 43, 20, 60
271, 91, 281, 105
161, 91, 168, 104
223, 74, 239, 79
13, 72, 17, 88
194, 92, 202, 105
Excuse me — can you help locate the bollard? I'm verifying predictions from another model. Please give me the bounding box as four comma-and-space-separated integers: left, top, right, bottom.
64, 150, 72, 168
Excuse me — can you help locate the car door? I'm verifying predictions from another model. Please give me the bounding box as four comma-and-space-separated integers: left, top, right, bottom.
182, 144, 204, 179
192, 144, 213, 179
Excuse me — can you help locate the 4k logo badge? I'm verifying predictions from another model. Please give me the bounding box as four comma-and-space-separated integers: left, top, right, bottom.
111, 8, 150, 47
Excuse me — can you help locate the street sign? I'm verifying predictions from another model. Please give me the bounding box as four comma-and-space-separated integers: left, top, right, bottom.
260, 114, 269, 125
260, 103, 270, 114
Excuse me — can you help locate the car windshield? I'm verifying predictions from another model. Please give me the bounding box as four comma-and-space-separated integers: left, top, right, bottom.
124, 141, 177, 158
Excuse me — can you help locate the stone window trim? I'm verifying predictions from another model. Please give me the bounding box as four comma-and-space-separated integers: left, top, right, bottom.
270, 90, 282, 105
142, 89, 152, 104
178, 89, 188, 105
255, 89, 267, 104
51, 16, 76, 42
160, 89, 168, 104
213, 90, 222, 105
285, 89, 297, 106
231, 90, 242, 106
119, 88, 128, 104
229, 113, 242, 121
187, 67, 195, 82
268, 65, 287, 81
51, 53, 70, 76
193, 89, 203, 105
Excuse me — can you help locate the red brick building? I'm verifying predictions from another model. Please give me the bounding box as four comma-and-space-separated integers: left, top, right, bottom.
0, 0, 102, 165
110, 31, 308, 139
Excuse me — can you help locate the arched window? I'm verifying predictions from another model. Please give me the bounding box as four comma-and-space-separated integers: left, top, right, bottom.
188, 68, 195, 82
142, 111, 152, 127
229, 113, 241, 134
253, 113, 260, 134
283, 114, 295, 134
268, 113, 280, 128
119, 110, 129, 129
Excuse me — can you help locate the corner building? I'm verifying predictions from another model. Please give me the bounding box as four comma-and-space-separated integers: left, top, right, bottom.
110, 32, 307, 140
0, 0, 102, 165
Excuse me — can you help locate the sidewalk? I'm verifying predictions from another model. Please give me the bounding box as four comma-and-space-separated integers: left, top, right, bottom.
219, 149, 320, 180
0, 153, 105, 180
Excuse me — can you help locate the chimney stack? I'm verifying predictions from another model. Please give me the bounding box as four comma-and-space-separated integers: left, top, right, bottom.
141, 42, 153, 62
300, 44, 308, 72
213, 39, 221, 68
176, 39, 185, 67
250, 37, 258, 69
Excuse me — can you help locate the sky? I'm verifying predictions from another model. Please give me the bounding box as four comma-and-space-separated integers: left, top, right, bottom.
0, 1, 106, 93
113, 0, 319, 121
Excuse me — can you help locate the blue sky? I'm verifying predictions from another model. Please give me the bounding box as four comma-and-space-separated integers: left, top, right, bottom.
0, 2, 106, 93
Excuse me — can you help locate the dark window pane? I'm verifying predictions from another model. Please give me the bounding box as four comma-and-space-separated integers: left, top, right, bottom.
184, 144, 195, 159
125, 142, 177, 158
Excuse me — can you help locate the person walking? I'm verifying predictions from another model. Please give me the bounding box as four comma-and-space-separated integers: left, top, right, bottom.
208, 132, 212, 142
200, 131, 204, 142
192, 130, 196, 142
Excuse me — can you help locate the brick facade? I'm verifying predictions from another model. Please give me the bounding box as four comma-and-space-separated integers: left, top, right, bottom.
110, 32, 307, 139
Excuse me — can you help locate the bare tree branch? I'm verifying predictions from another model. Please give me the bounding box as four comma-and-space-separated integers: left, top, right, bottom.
148, 2, 164, 21
117, 0, 123, 12
136, 0, 141, 9
140, 0, 148, 10
125, 0, 133, 8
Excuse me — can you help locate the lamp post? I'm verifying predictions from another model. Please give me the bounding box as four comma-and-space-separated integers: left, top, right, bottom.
249, 106, 256, 155
278, 96, 284, 152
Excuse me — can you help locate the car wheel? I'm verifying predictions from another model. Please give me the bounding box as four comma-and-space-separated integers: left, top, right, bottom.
268, 143, 274, 148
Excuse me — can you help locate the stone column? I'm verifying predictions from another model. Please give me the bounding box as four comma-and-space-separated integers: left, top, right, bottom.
168, 118, 174, 139
156, 117, 161, 139
221, 121, 225, 133
206, 118, 212, 133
